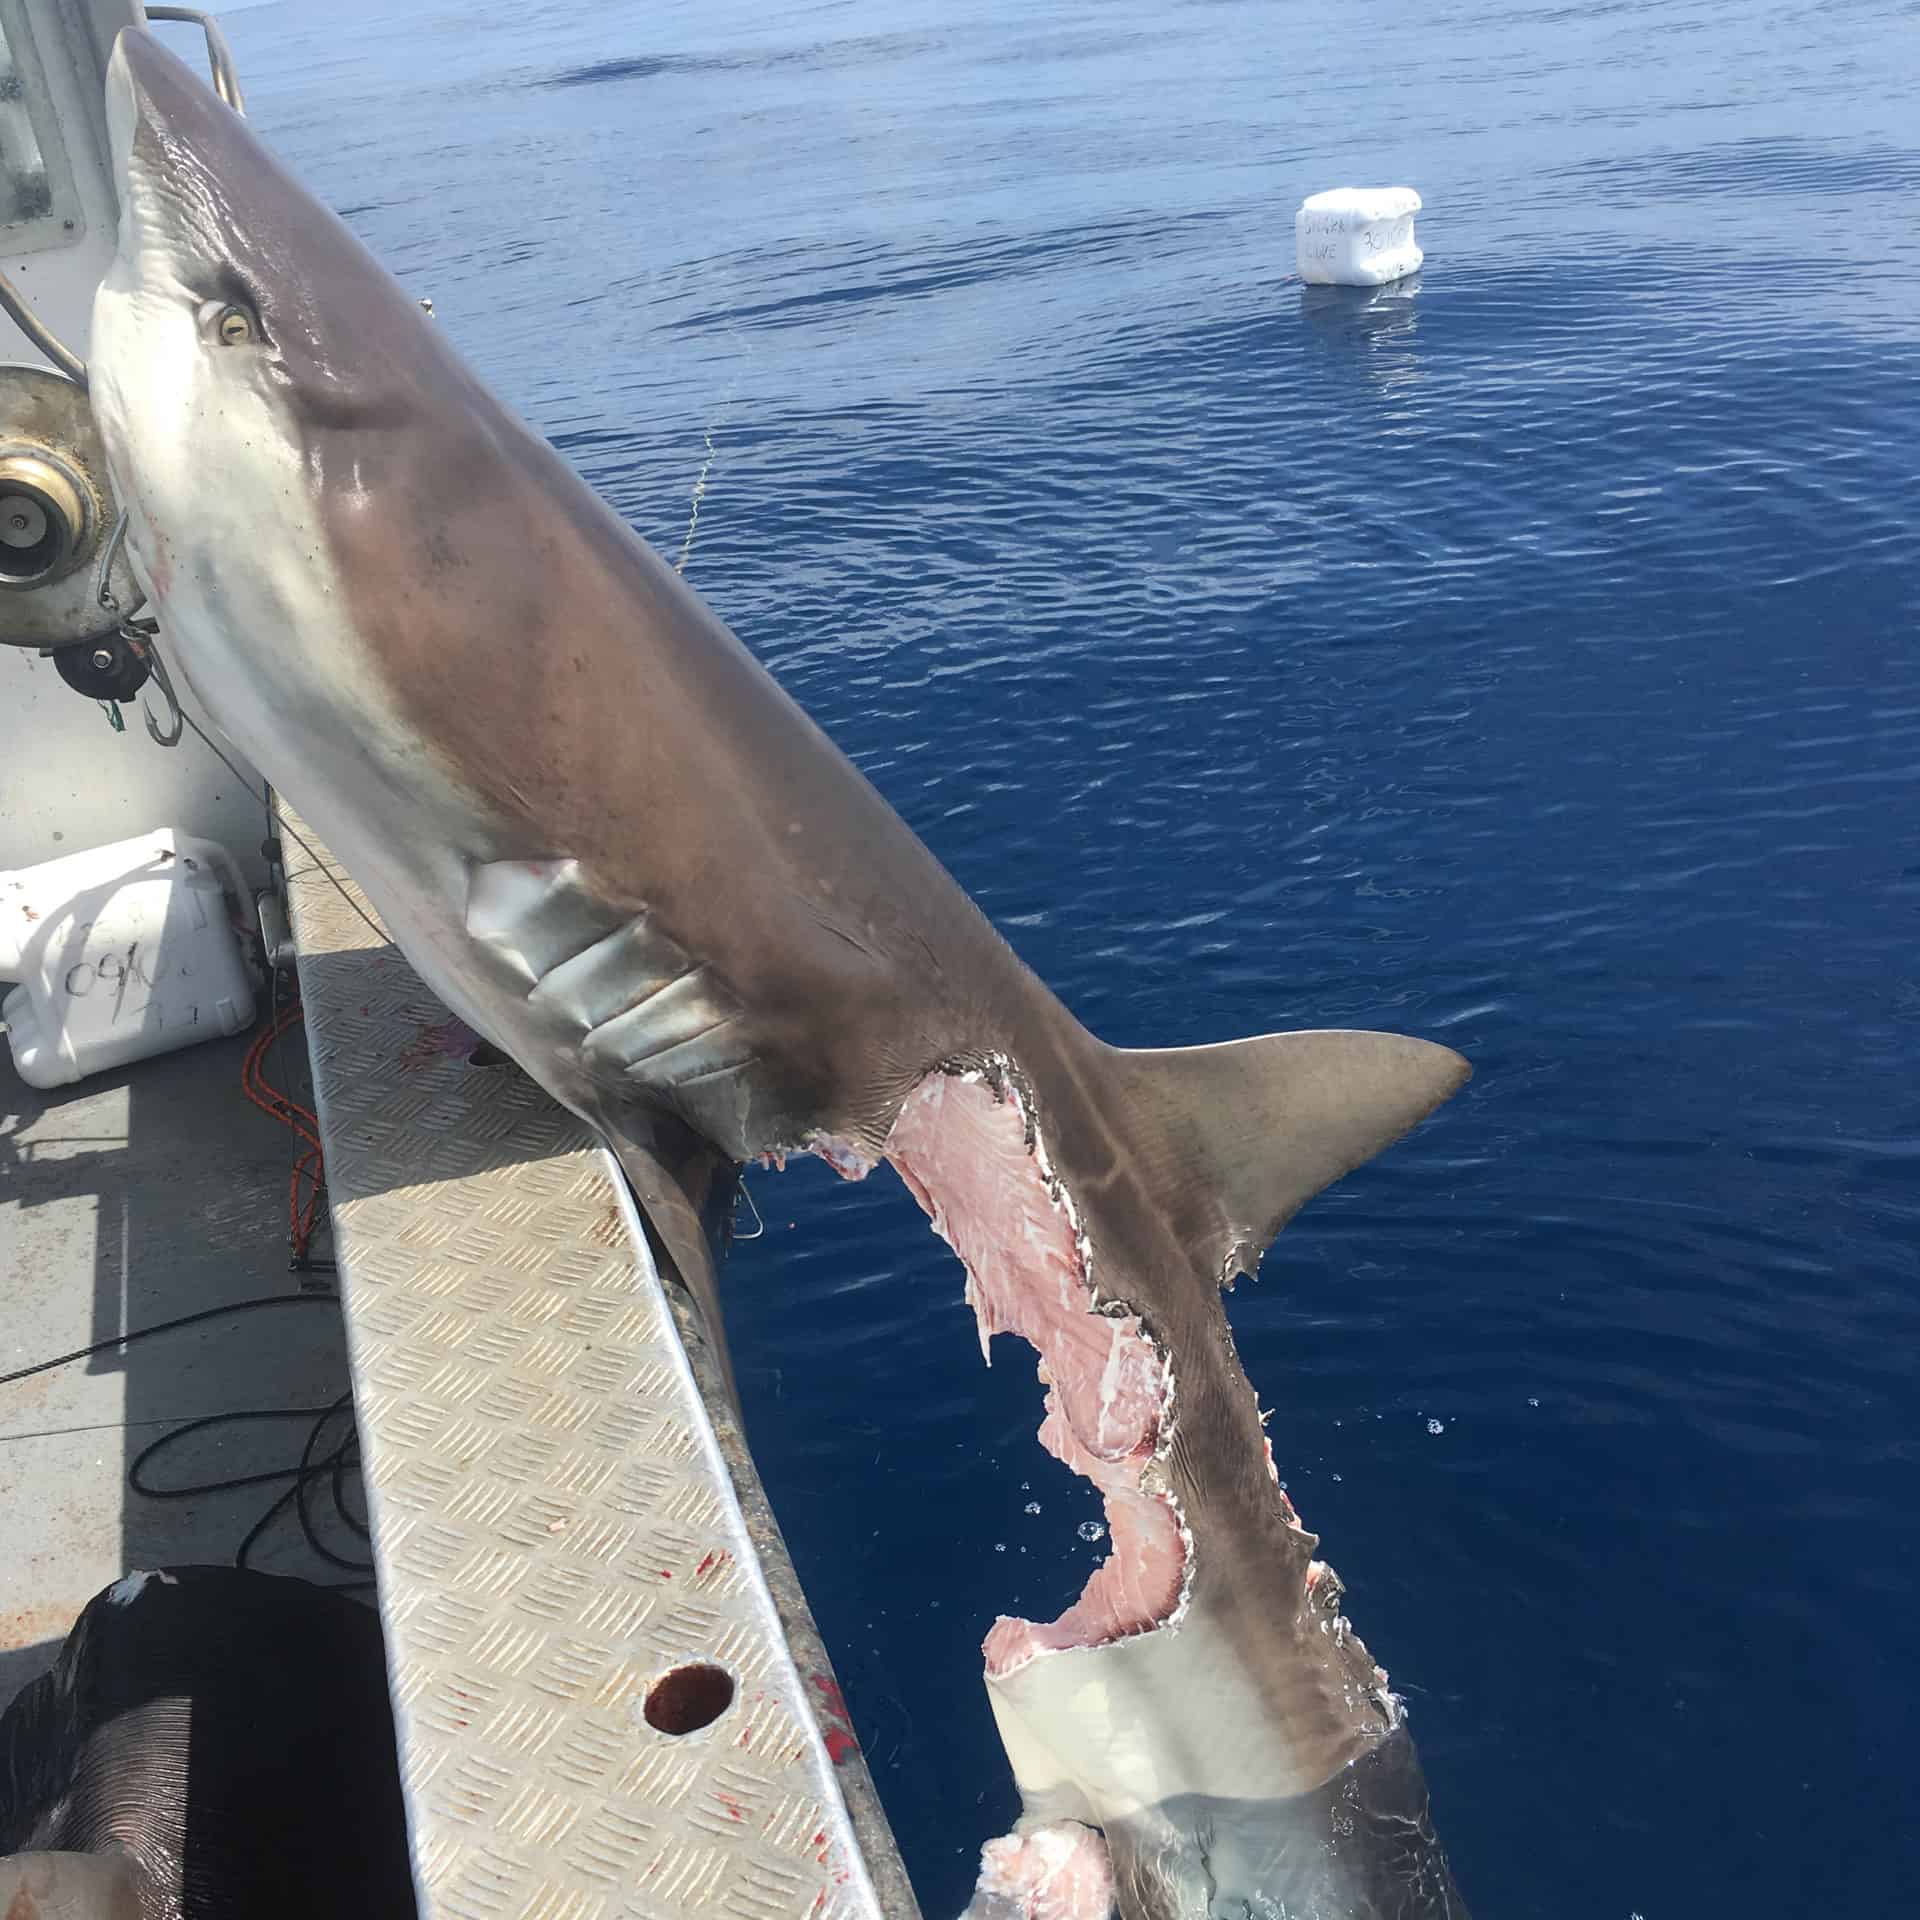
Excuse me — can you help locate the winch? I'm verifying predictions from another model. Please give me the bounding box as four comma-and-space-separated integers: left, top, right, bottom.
0, 359, 149, 696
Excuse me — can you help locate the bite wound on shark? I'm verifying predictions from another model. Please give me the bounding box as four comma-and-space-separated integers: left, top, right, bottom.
885, 1064, 1189, 1675
861, 1062, 1448, 1920
88, 28, 1474, 1920
882, 1063, 1183, 1920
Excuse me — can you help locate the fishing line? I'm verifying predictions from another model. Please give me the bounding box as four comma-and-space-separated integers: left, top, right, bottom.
675, 303, 752, 575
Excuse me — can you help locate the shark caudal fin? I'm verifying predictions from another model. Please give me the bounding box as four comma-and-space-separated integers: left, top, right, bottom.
1108, 1029, 1469, 1282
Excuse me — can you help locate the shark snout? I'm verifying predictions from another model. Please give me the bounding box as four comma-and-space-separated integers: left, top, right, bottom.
102, 31, 142, 198
103, 27, 248, 213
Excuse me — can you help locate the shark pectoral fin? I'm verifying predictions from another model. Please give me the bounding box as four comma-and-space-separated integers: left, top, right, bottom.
1111, 1029, 1470, 1276
603, 1113, 744, 1411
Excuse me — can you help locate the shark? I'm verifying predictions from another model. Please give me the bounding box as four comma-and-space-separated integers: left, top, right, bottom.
86, 30, 1473, 1920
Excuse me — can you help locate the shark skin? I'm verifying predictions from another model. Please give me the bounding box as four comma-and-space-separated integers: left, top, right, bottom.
87, 31, 1473, 1920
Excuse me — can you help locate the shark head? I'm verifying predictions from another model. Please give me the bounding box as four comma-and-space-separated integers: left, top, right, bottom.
92, 27, 513, 876
97, 28, 427, 476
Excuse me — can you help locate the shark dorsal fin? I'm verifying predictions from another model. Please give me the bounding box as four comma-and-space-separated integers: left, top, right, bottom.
1109, 1028, 1470, 1280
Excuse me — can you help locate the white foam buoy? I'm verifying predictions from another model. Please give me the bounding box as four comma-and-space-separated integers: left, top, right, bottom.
1295, 187, 1423, 287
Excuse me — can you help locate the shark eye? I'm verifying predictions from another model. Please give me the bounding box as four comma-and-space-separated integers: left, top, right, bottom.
214, 303, 258, 346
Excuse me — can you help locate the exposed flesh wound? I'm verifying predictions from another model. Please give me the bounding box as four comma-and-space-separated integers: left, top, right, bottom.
961, 1821, 1116, 1920
808, 1133, 878, 1181
884, 1068, 1187, 1677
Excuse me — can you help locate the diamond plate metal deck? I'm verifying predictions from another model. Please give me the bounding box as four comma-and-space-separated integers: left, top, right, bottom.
280, 813, 919, 1920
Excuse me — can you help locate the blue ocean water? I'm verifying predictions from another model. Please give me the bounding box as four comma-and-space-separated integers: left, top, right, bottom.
222, 0, 1919, 1912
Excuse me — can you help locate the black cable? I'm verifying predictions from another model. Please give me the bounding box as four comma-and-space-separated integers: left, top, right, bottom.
286, 1393, 369, 1571
2, 1295, 371, 1587
0, 1293, 339, 1388
331, 1425, 371, 1540
132, 1394, 373, 1590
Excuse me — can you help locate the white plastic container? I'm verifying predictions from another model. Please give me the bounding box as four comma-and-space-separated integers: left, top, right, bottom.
0, 829, 257, 1088
1295, 187, 1423, 286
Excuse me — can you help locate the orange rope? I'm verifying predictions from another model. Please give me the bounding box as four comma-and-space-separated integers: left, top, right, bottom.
243, 1000, 327, 1259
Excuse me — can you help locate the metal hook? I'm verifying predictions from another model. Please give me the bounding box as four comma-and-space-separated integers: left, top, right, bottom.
96, 509, 147, 620
733, 1175, 765, 1241
136, 633, 184, 747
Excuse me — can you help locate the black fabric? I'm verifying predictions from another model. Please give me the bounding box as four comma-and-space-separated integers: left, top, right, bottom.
0, 1566, 414, 1919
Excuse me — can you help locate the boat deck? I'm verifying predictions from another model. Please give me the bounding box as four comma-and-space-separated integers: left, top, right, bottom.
0, 1020, 354, 1703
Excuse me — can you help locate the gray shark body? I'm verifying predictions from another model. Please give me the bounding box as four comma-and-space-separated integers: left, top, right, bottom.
90, 32, 1472, 1920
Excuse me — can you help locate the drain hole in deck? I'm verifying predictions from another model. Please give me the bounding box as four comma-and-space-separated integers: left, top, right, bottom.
645, 1662, 734, 1734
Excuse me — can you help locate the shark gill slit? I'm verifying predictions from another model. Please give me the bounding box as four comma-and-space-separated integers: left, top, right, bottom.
463, 862, 748, 1088
875, 1059, 1191, 1674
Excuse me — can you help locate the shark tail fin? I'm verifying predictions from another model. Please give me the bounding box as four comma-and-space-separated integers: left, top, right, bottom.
1106, 1028, 1469, 1281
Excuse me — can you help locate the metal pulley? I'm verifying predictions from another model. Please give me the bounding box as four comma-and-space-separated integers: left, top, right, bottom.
51, 628, 151, 701
0, 361, 139, 652
0, 447, 87, 583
